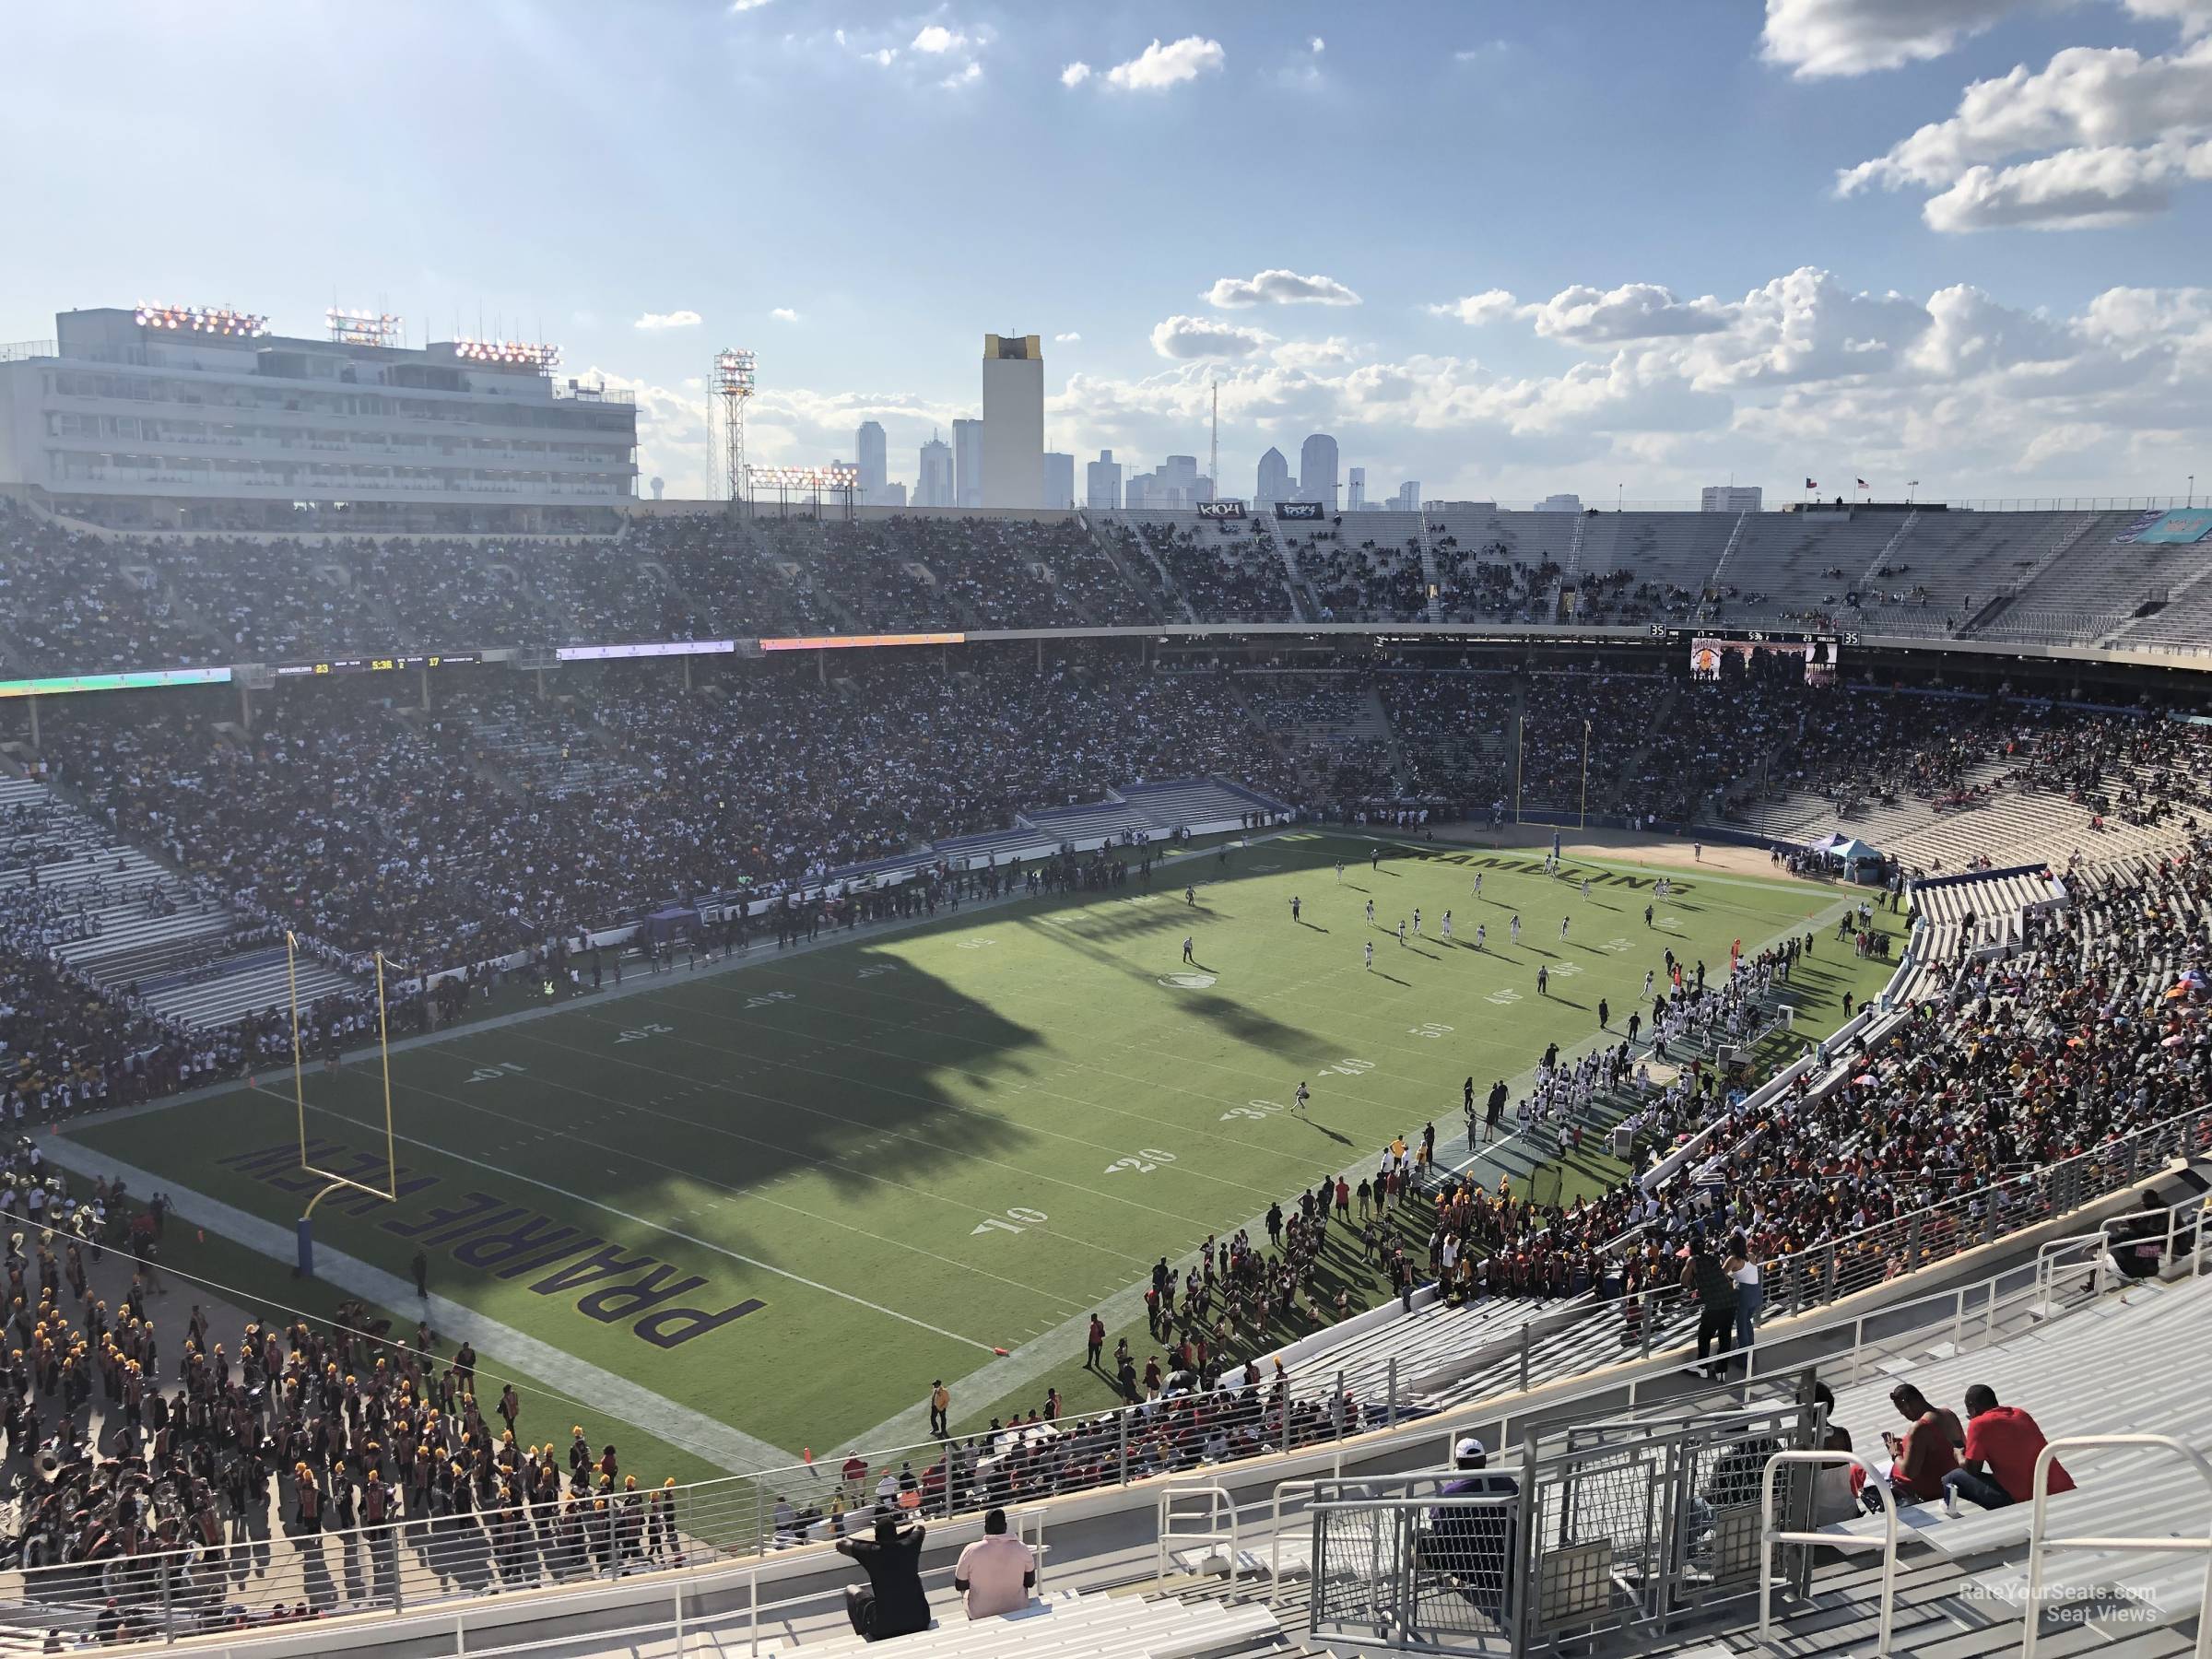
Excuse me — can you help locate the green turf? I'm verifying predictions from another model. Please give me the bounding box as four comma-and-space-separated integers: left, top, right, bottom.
66, 833, 1897, 1477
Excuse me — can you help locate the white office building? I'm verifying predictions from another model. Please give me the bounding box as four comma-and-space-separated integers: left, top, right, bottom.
1125, 454, 1212, 510
1086, 449, 1122, 512
1255, 446, 1291, 507
917, 431, 955, 508
855, 419, 888, 504
1701, 485, 1763, 512
1535, 493, 1583, 513
1299, 432, 1339, 510
1042, 451, 1075, 511
1347, 466, 1366, 511
952, 418, 983, 510
0, 304, 637, 531
1390, 480, 1420, 512
980, 333, 1043, 509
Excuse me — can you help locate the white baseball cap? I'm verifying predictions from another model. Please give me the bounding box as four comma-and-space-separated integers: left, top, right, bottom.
1454, 1436, 1486, 1461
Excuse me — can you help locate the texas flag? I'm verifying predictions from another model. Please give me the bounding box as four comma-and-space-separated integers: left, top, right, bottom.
1805, 477, 1818, 489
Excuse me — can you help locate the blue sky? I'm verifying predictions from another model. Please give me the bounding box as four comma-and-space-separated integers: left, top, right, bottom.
5, 0, 2208, 504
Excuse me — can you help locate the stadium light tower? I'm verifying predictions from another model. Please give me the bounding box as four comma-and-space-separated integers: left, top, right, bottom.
715, 347, 758, 509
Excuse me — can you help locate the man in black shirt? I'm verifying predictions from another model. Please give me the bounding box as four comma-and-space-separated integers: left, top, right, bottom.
838, 1514, 930, 1641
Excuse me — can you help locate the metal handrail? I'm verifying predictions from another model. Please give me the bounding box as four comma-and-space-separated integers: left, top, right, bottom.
1760, 1451, 1900, 1657
1154, 1484, 1237, 1583
2021, 1437, 2212, 1659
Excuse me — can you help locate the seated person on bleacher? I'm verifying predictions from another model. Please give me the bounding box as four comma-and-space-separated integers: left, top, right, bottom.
953, 1508, 1036, 1618
1865, 1383, 1963, 1511
1419, 1437, 1519, 1617
1943, 1384, 2074, 1512
2108, 1190, 2183, 1280
837, 1512, 930, 1641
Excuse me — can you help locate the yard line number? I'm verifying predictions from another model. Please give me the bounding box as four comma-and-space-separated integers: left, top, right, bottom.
973, 1206, 1050, 1237
1105, 1148, 1179, 1175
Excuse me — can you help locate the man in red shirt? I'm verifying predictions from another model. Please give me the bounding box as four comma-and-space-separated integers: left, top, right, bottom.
1880, 1383, 1962, 1503
1946, 1385, 2074, 1510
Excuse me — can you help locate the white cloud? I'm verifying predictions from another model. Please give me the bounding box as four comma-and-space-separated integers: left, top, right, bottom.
1838, 37, 2212, 228
1310, 36, 1325, 53
940, 60, 982, 88
1149, 314, 1273, 359
1106, 36, 1225, 91
911, 24, 965, 53
1524, 283, 1735, 343
867, 47, 898, 66
633, 309, 703, 331
1760, 0, 2022, 77
1060, 60, 1091, 87
1053, 331, 1082, 342
1923, 138, 2212, 229
1429, 289, 1523, 326
1052, 267, 2212, 505
729, 0, 772, 11
1765, 0, 2212, 76
1840, 41, 2212, 190
1272, 336, 1359, 371
1206, 269, 1362, 309
771, 307, 800, 323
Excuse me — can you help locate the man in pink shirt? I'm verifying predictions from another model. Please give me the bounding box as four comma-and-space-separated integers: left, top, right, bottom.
953, 1509, 1036, 1618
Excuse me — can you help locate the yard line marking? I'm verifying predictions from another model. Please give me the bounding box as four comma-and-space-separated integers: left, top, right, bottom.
253, 1085, 1006, 1355
301, 1071, 1097, 1308
597, 983, 1418, 1163
516, 1020, 1269, 1222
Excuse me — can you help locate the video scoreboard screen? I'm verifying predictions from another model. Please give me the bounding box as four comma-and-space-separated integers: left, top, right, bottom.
272, 652, 480, 678
1688, 634, 1839, 685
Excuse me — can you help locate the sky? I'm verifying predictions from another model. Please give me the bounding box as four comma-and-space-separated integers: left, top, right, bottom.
4, 0, 2209, 506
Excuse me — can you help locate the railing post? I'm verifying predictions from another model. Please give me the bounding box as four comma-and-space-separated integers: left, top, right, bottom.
1119, 1406, 1130, 1485
1386, 1359, 1398, 1429
1823, 1248, 1841, 1305
1519, 1320, 1533, 1393
1904, 1213, 1923, 1273
159, 1552, 172, 1641
1334, 1369, 1346, 1442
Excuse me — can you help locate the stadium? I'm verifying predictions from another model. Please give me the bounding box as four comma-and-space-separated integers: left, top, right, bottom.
4, 6, 2212, 1658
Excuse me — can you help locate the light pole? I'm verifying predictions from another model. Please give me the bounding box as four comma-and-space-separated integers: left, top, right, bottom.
2190, 474, 2196, 509
1580, 719, 1591, 830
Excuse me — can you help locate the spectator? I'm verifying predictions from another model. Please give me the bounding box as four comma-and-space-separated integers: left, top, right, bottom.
1877, 1383, 1963, 1506
1945, 1383, 2074, 1511
837, 1512, 931, 1641
952, 1508, 1035, 1618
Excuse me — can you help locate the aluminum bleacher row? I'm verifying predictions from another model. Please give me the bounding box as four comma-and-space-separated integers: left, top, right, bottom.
0, 771, 359, 1028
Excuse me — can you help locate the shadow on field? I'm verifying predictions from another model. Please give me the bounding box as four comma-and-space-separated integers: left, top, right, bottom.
1014, 913, 1343, 1064
200, 940, 1067, 1311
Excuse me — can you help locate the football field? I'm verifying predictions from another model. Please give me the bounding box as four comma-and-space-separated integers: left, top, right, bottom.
63, 831, 1897, 1487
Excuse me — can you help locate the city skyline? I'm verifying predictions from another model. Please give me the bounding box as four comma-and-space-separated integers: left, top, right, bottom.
4, 1, 2208, 507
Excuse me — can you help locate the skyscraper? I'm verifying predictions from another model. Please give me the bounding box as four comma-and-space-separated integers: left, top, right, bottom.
981, 334, 1044, 508
1042, 451, 1075, 511
1347, 466, 1367, 512
1086, 449, 1123, 511
952, 418, 983, 510
1125, 454, 1209, 510
917, 430, 955, 508
855, 420, 888, 505
1299, 433, 1339, 511
1391, 480, 1421, 512
1255, 446, 1291, 507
